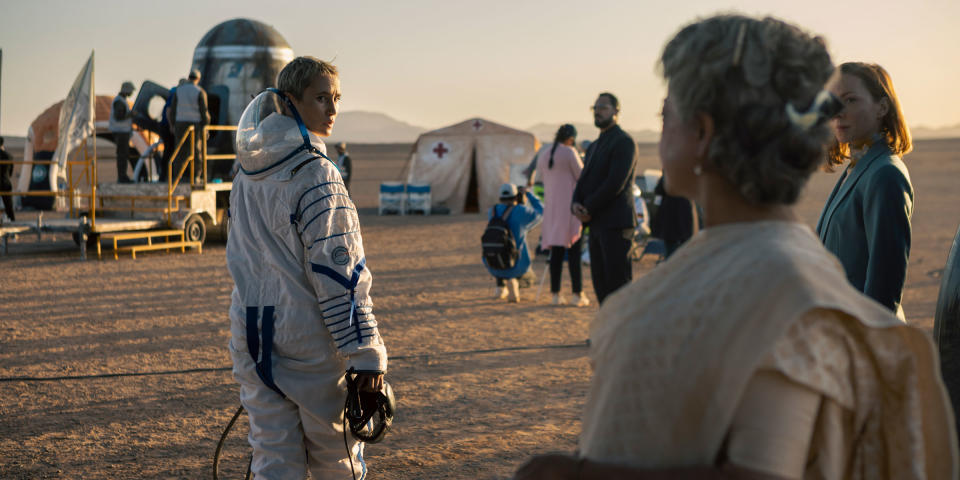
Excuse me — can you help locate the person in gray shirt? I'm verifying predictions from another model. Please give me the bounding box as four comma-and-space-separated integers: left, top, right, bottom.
170, 69, 210, 182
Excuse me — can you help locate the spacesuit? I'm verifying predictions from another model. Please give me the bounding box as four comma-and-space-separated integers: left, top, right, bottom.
227, 90, 387, 479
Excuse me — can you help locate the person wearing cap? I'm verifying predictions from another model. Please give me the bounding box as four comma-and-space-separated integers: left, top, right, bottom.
170, 69, 210, 181
484, 183, 543, 302
334, 142, 352, 192
109, 81, 136, 183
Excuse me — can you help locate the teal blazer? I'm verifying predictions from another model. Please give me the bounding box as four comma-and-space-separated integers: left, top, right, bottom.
816, 142, 913, 314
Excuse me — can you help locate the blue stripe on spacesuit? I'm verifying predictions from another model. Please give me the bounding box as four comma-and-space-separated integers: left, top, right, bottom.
358, 444, 367, 480
307, 230, 359, 250
333, 326, 375, 343
240, 146, 313, 176
361, 450, 367, 480
328, 306, 371, 317
245, 306, 259, 361
324, 315, 352, 328
311, 260, 364, 290
330, 320, 374, 336
322, 301, 350, 313
311, 259, 370, 347
337, 334, 376, 349
318, 293, 348, 305
325, 305, 371, 318
300, 206, 356, 234
324, 307, 352, 318
295, 182, 346, 215
324, 308, 372, 328
245, 306, 285, 398
298, 193, 351, 220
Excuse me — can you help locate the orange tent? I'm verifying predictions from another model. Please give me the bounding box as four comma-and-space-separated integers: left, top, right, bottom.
29, 95, 148, 153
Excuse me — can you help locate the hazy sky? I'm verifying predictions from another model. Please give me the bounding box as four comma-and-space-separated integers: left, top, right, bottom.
1, 0, 959, 136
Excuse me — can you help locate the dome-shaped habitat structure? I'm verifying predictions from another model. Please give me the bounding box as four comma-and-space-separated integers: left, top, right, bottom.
191, 18, 295, 178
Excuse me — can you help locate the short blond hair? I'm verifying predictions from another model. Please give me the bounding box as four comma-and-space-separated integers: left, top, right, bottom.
277, 56, 338, 101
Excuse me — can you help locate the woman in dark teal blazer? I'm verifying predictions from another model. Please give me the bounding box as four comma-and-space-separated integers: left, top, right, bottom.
817, 62, 913, 318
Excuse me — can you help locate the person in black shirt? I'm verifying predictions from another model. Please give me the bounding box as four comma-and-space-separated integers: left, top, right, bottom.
572, 92, 638, 304
0, 137, 13, 221
650, 176, 700, 257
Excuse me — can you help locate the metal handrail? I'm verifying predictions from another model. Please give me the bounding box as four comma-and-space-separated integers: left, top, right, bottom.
4, 124, 238, 229
166, 126, 195, 225
200, 124, 238, 185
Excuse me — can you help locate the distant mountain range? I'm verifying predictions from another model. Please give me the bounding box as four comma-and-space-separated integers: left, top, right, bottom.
333, 113, 959, 144
327, 114, 662, 144
327, 111, 428, 144
5, 113, 958, 147
911, 123, 960, 140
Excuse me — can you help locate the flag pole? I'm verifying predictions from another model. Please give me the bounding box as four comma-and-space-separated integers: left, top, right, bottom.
90, 50, 96, 229
0, 48, 4, 135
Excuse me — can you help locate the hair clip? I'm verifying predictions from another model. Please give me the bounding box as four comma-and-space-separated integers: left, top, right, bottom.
786, 90, 839, 130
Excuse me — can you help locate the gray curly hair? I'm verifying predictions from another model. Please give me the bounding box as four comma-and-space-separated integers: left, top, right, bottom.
660, 14, 835, 205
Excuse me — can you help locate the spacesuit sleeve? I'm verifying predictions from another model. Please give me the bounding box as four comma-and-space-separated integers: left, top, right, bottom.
295, 169, 387, 372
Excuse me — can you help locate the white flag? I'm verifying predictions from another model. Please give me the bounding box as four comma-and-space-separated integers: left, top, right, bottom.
51, 51, 95, 201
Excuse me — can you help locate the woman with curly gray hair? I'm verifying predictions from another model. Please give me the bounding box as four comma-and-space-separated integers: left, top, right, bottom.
514, 14, 955, 480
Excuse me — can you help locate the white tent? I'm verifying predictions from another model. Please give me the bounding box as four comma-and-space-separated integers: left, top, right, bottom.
405, 118, 540, 214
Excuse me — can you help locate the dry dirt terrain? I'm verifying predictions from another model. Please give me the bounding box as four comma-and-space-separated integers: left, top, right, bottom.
1, 139, 959, 479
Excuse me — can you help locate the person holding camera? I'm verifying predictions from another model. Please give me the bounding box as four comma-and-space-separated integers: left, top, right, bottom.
483, 183, 543, 302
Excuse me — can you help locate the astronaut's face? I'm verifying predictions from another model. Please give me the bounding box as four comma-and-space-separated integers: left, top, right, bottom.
290, 74, 341, 137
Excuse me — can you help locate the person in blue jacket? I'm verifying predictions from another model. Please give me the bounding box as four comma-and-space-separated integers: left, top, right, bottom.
817, 62, 913, 319
485, 183, 543, 302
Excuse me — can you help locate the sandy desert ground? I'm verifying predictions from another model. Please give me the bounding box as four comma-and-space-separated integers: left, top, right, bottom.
1, 139, 959, 479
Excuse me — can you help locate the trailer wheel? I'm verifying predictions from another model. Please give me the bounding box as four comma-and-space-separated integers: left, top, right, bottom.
184, 215, 207, 245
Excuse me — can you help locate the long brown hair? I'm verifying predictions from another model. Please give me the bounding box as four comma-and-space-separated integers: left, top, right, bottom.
827, 62, 912, 168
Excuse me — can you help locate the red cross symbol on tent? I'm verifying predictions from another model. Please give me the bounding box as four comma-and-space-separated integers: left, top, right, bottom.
433, 142, 449, 159
472, 119, 483, 131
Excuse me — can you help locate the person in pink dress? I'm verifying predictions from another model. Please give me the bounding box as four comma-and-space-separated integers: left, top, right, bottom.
533, 124, 589, 307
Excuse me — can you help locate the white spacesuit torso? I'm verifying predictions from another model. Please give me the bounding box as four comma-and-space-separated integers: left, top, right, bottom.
228, 111, 386, 376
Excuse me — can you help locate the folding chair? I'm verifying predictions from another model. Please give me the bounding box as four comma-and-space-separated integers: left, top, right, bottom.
405, 183, 431, 215
638, 238, 666, 263
378, 182, 405, 215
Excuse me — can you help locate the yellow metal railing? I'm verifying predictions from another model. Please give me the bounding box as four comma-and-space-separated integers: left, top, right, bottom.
163, 124, 237, 224
0, 124, 237, 229
166, 126, 196, 225
0, 148, 92, 221
201, 125, 238, 185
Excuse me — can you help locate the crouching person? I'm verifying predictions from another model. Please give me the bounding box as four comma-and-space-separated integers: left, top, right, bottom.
226, 56, 388, 479
483, 183, 543, 302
